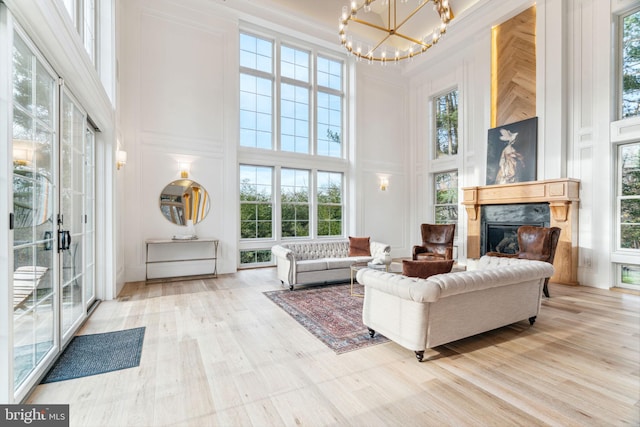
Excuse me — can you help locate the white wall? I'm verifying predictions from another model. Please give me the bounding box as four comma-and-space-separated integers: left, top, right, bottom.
353, 65, 410, 256
403, 0, 620, 288
118, 0, 627, 289
119, 0, 239, 281
118, 0, 408, 282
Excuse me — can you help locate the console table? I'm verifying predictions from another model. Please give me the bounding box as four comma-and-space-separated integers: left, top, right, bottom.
145, 238, 218, 281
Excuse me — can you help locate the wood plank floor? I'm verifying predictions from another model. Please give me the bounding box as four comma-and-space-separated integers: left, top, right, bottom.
27, 268, 640, 426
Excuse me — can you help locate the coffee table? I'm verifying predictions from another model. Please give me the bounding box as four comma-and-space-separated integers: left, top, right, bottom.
350, 261, 402, 297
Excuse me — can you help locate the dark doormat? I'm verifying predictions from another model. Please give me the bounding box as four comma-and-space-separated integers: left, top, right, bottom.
41, 327, 145, 383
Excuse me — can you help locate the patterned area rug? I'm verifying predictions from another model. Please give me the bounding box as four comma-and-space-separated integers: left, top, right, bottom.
264, 284, 389, 354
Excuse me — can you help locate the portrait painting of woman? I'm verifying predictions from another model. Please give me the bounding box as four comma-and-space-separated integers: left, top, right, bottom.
486, 117, 538, 185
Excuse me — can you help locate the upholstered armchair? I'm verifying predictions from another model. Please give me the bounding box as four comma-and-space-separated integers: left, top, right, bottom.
412, 224, 456, 261
486, 225, 561, 298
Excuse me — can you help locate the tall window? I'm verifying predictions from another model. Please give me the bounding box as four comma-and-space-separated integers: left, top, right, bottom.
618, 143, 640, 251
617, 142, 640, 288
239, 32, 344, 156
238, 30, 347, 266
240, 33, 273, 149
434, 171, 458, 229
62, 0, 97, 65
239, 165, 273, 239
83, 0, 96, 63
317, 171, 343, 237
317, 56, 343, 157
281, 168, 310, 238
63, 0, 77, 26
280, 82, 310, 153
281, 45, 310, 153
621, 9, 640, 119
434, 89, 459, 158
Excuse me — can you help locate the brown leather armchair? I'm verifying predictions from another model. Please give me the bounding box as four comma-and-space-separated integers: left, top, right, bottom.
412, 224, 456, 261
486, 225, 561, 298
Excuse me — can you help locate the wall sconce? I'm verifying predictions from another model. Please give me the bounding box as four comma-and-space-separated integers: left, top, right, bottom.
179, 162, 190, 178
13, 147, 33, 166
116, 150, 127, 170
379, 176, 389, 191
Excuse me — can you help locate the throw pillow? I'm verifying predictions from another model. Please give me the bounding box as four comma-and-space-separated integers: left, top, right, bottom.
402, 259, 454, 279
349, 236, 371, 256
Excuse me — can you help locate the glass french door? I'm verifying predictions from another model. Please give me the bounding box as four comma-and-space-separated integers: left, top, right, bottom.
60, 91, 89, 339
11, 28, 57, 394
84, 127, 96, 306
10, 26, 95, 400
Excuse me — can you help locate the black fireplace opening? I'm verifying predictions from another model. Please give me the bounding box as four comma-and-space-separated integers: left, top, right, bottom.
480, 203, 550, 256
484, 222, 544, 254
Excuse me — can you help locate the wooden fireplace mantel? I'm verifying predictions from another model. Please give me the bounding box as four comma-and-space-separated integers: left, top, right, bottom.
462, 178, 580, 286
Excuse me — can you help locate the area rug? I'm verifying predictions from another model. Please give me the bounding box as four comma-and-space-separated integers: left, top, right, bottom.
41, 327, 145, 383
264, 284, 389, 354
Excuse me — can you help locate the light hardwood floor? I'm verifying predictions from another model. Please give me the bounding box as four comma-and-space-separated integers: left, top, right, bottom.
27, 268, 640, 426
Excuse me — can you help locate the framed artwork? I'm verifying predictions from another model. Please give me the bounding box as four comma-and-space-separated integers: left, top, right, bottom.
486, 117, 538, 185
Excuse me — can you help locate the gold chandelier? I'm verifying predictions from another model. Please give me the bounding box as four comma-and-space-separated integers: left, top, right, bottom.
339, 0, 454, 62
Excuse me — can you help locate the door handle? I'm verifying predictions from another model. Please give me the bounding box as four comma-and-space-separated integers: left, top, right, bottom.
65, 231, 71, 250
44, 231, 52, 250
58, 230, 65, 252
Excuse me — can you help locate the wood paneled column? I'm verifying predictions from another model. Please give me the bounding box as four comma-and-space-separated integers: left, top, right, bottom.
463, 179, 580, 286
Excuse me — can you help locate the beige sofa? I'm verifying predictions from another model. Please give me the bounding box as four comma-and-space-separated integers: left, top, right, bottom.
356, 255, 554, 361
272, 239, 390, 290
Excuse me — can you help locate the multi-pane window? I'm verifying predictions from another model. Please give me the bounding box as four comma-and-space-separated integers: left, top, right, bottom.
238, 31, 346, 266
280, 83, 309, 153
280, 45, 310, 153
83, 0, 96, 63
239, 165, 273, 239
240, 33, 273, 72
240, 33, 273, 149
621, 9, 640, 119
616, 142, 640, 289
317, 56, 343, 157
620, 264, 640, 287
281, 169, 310, 238
434, 171, 458, 228
281, 45, 309, 82
61, 0, 96, 65
63, 0, 77, 26
240, 249, 272, 265
434, 89, 459, 159
317, 171, 343, 237
618, 143, 640, 251
239, 32, 344, 156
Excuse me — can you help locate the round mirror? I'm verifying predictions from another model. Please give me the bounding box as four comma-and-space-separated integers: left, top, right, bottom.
159, 179, 210, 225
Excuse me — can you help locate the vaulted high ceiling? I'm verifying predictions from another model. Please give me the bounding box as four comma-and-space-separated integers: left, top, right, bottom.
218, 0, 481, 53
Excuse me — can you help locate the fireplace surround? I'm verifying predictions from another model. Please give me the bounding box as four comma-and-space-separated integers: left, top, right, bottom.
481, 203, 549, 255
462, 179, 580, 285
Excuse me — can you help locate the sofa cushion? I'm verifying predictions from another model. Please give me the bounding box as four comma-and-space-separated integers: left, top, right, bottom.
349, 236, 371, 256
296, 259, 328, 273
325, 258, 354, 269
402, 259, 454, 279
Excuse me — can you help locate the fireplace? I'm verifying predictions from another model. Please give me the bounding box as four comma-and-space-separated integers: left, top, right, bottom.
480, 203, 549, 255
462, 179, 580, 285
